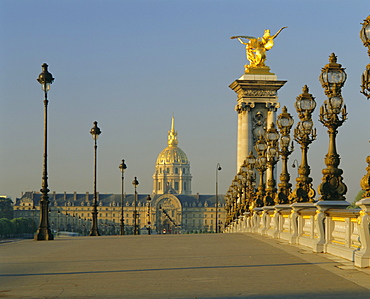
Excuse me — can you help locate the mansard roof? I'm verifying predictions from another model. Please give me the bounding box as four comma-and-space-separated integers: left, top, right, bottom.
16, 191, 225, 208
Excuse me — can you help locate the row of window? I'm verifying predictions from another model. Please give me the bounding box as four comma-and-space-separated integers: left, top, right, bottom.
159, 167, 188, 175
157, 181, 187, 191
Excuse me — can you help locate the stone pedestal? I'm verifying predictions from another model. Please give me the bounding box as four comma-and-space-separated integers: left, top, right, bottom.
229, 73, 286, 176
355, 198, 370, 268
313, 200, 350, 252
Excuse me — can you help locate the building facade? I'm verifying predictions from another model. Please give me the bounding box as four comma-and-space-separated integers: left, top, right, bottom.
14, 117, 226, 234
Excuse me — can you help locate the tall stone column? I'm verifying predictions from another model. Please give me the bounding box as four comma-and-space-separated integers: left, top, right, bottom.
229, 72, 286, 172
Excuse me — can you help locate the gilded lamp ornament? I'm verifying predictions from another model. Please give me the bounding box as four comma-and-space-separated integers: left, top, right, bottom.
276, 106, 294, 204
240, 152, 257, 211
359, 16, 370, 199
318, 53, 348, 201
255, 136, 268, 207
360, 16, 370, 99
265, 123, 280, 206
291, 86, 317, 203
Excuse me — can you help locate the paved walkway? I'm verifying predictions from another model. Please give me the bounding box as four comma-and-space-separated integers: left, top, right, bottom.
0, 233, 369, 298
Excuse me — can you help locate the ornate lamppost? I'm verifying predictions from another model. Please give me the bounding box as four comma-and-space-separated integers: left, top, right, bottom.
132, 177, 139, 235
119, 159, 127, 235
239, 161, 249, 214
318, 53, 348, 201
215, 163, 222, 233
225, 189, 232, 226
89, 121, 101, 236
35, 63, 54, 241
276, 106, 294, 204
360, 15, 370, 99
265, 123, 280, 206
291, 85, 317, 203
255, 136, 268, 207
360, 16, 370, 198
245, 152, 257, 210
146, 195, 152, 235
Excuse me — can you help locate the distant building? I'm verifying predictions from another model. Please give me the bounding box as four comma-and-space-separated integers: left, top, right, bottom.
14, 117, 226, 234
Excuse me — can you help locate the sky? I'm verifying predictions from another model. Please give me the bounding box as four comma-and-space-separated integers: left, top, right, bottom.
1, 0, 369, 204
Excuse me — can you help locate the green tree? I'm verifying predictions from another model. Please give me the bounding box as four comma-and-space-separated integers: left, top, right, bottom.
11, 217, 36, 234
347, 190, 365, 209
0, 197, 13, 219
0, 218, 15, 235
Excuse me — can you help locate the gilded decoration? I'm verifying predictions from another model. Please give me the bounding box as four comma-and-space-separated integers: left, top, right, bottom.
231, 27, 287, 73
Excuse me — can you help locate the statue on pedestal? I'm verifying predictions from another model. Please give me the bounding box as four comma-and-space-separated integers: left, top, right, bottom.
231, 27, 287, 72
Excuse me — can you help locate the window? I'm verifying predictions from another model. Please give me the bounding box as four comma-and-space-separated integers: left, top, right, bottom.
175, 168, 178, 174
174, 182, 179, 190
158, 182, 161, 190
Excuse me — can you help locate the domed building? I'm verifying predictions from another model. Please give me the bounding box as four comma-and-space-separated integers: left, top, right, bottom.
152, 117, 192, 195
14, 117, 226, 234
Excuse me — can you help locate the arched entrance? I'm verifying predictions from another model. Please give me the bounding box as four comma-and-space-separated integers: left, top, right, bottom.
153, 194, 182, 234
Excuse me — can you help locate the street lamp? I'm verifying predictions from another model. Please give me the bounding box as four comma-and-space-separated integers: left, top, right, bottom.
291, 85, 317, 203
276, 106, 294, 204
255, 135, 267, 207
132, 177, 139, 235
318, 53, 348, 201
265, 123, 280, 206
146, 195, 152, 235
244, 151, 257, 210
119, 159, 127, 235
215, 163, 222, 233
360, 15, 370, 99
360, 16, 370, 198
35, 63, 54, 241
89, 121, 101, 236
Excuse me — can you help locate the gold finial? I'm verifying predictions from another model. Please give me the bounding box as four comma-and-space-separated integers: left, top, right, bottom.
168, 116, 178, 147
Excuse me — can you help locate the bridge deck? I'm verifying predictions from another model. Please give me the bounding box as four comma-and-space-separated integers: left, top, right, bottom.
0, 233, 369, 298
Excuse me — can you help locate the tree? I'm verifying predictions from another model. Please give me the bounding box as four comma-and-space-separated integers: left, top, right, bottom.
12, 218, 36, 234
0, 218, 15, 236
0, 197, 13, 219
347, 190, 365, 209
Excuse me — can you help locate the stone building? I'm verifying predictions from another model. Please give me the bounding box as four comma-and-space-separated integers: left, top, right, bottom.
14, 117, 226, 234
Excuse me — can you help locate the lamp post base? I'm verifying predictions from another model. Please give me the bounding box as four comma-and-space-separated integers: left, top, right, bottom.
89, 228, 100, 236
34, 228, 54, 240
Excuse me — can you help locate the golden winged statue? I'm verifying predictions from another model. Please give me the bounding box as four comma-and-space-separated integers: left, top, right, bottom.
231, 27, 287, 69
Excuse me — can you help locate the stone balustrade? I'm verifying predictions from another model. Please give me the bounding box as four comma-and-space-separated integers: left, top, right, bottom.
224, 198, 370, 268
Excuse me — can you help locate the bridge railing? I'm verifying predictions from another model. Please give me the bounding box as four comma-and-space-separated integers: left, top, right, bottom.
225, 198, 370, 268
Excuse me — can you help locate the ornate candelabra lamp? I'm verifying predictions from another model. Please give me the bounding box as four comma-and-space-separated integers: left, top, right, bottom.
224, 191, 231, 226
360, 16, 370, 198
255, 136, 268, 207
360, 15, 370, 99
233, 176, 243, 218
265, 123, 280, 206
238, 165, 248, 214
244, 151, 257, 210
318, 53, 348, 201
276, 106, 294, 204
292, 85, 317, 203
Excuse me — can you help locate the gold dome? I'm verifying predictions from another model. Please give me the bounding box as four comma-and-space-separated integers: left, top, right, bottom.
156, 146, 189, 165
156, 116, 189, 165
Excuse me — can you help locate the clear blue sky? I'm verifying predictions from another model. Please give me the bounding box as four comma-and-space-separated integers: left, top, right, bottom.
1, 0, 369, 203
